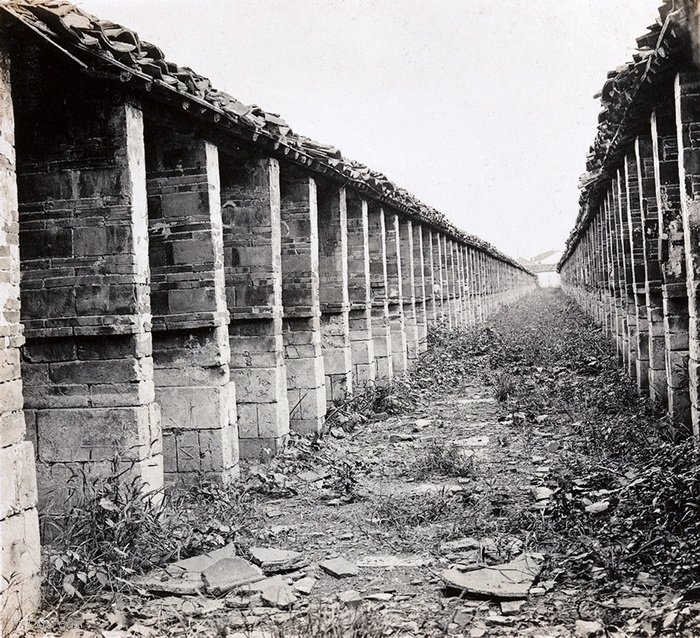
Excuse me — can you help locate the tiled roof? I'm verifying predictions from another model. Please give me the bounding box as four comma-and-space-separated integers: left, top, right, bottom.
0, 0, 530, 272
559, 0, 689, 270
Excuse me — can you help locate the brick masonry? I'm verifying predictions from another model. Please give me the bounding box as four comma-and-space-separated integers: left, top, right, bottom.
279, 169, 326, 433
221, 157, 290, 459
0, 40, 40, 635
145, 123, 237, 484
0, 10, 535, 632
317, 182, 352, 402
14, 49, 163, 506
346, 190, 376, 383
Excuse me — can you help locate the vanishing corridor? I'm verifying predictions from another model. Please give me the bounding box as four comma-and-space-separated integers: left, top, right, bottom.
5, 0, 700, 636
0, 1, 535, 632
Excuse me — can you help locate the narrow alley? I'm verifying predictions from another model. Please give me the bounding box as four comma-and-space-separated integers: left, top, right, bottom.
25, 290, 698, 638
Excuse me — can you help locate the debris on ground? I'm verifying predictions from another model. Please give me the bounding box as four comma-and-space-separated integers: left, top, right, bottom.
27, 291, 700, 637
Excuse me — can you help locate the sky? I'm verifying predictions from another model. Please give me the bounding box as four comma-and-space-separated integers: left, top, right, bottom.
79, 0, 661, 260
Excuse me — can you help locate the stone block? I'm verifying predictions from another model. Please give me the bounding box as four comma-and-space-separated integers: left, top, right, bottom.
232, 366, 286, 404
157, 385, 229, 431
0, 442, 38, 520
36, 406, 155, 463
0, 411, 26, 449
0, 509, 41, 633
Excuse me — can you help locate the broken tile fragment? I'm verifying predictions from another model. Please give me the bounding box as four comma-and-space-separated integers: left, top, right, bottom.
500, 599, 526, 615
585, 500, 610, 514
364, 592, 393, 601
531, 486, 554, 501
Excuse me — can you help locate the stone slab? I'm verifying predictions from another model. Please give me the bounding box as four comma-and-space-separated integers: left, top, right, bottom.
440, 553, 543, 600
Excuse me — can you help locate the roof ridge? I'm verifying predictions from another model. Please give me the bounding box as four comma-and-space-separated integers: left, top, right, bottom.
2, 0, 528, 271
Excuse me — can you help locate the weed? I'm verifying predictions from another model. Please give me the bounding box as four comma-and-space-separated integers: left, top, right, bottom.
412, 439, 475, 479
40, 459, 258, 604
491, 371, 517, 401
272, 604, 390, 637
371, 490, 459, 529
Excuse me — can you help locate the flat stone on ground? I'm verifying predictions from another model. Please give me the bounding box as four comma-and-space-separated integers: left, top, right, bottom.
202, 558, 264, 595
440, 553, 543, 599
338, 590, 362, 607
165, 543, 237, 577
357, 554, 430, 568
501, 599, 526, 615
249, 547, 306, 574
319, 557, 359, 578
259, 578, 296, 609
439, 538, 481, 554
292, 576, 317, 595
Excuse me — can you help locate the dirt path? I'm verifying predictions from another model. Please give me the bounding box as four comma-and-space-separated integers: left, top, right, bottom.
24, 290, 700, 637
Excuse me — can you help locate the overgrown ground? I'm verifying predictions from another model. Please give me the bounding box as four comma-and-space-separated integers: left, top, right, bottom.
17, 289, 700, 637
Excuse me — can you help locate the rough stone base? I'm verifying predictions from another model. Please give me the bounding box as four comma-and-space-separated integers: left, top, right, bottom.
22, 335, 164, 508
153, 327, 238, 486
321, 311, 353, 403
229, 317, 289, 461
0, 500, 41, 636
371, 304, 393, 380
388, 303, 407, 376
349, 308, 376, 385
283, 316, 326, 434
403, 301, 419, 360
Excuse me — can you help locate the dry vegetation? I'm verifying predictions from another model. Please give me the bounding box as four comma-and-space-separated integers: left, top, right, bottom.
28, 289, 700, 637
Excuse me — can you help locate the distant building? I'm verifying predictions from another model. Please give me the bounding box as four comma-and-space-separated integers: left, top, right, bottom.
517, 250, 562, 288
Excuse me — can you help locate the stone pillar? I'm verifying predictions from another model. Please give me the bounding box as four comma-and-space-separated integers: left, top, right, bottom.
220, 156, 288, 459
636, 133, 667, 404
346, 190, 376, 384
675, 71, 700, 435
448, 240, 463, 325
615, 170, 637, 380
399, 219, 419, 360
16, 57, 163, 505
425, 229, 439, 324
602, 198, 618, 338
431, 230, 445, 322
412, 223, 429, 351
317, 182, 352, 402
472, 248, 486, 323
479, 252, 489, 320
367, 203, 393, 379
441, 235, 453, 325
469, 247, 481, 323
610, 186, 629, 365
385, 212, 407, 375
651, 102, 691, 424
625, 152, 650, 393
0, 42, 40, 634
604, 194, 622, 353
144, 124, 237, 485
459, 245, 471, 324
279, 170, 326, 433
